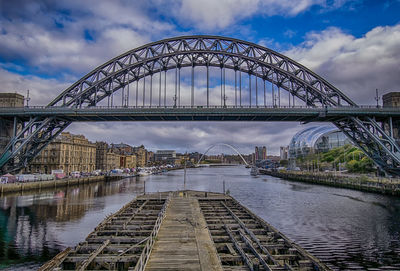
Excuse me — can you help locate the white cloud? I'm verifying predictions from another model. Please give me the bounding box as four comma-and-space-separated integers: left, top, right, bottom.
0, 0, 175, 75
285, 24, 400, 104
0, 20, 152, 75
171, 0, 352, 30
0, 68, 70, 105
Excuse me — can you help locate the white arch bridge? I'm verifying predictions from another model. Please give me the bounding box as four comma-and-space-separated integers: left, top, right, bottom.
196, 143, 249, 166
0, 36, 399, 175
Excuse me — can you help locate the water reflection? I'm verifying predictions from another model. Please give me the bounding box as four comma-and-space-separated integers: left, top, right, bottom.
0, 167, 399, 270
0, 178, 145, 269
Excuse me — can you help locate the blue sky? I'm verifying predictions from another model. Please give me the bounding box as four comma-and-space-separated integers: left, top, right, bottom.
0, 0, 399, 155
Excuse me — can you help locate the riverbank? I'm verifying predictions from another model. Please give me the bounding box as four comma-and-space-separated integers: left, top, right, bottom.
261, 170, 400, 196
0, 175, 124, 195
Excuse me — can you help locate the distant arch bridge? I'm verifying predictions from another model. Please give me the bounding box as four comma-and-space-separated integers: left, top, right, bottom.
0, 36, 399, 175
196, 143, 249, 166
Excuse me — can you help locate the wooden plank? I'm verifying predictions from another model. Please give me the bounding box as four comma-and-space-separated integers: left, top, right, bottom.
38, 247, 72, 271
145, 196, 223, 271
76, 239, 110, 271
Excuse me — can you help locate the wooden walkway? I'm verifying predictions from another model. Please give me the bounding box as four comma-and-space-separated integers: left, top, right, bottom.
145, 193, 222, 271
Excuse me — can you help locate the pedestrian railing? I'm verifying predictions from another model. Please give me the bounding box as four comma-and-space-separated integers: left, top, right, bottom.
133, 193, 172, 271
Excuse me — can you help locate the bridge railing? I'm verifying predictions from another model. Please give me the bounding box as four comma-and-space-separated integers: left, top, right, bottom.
2, 105, 398, 110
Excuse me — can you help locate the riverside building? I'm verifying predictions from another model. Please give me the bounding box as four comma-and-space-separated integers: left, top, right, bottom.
95, 141, 122, 171
288, 125, 352, 159
29, 132, 96, 174
155, 150, 177, 165
255, 146, 267, 161
133, 145, 147, 167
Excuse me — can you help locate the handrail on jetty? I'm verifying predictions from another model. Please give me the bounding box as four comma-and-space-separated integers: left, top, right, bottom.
133, 193, 172, 271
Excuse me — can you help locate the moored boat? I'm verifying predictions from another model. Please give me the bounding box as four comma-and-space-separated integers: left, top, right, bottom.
250, 166, 259, 176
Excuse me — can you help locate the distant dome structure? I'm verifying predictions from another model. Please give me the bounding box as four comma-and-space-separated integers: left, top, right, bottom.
288, 125, 352, 158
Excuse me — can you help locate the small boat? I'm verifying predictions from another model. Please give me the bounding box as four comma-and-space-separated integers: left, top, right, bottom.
138, 170, 151, 176
250, 166, 259, 176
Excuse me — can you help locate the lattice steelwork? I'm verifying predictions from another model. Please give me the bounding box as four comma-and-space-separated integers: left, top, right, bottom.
0, 35, 399, 175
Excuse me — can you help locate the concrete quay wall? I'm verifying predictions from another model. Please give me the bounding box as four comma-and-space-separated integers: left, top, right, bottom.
263, 171, 400, 196
0, 175, 123, 195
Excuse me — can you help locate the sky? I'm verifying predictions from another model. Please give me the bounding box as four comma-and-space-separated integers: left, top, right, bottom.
0, 0, 399, 155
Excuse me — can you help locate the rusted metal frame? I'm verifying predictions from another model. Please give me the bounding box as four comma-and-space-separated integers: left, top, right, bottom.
123, 200, 149, 229
224, 224, 254, 271
221, 202, 279, 266
133, 194, 171, 271
95, 201, 143, 232
238, 229, 272, 271
117, 237, 149, 257
226, 198, 329, 271
73, 201, 164, 270
76, 239, 110, 271
38, 248, 72, 271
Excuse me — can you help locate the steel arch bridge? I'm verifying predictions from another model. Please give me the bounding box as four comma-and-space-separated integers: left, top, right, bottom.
0, 35, 399, 175
196, 143, 249, 166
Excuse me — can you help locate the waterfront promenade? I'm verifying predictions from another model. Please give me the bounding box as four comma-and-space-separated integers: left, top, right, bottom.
260, 170, 400, 196
0, 175, 123, 195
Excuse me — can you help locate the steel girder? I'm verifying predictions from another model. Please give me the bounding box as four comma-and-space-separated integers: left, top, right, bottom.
334, 117, 400, 175
48, 36, 356, 108
0, 35, 399, 175
0, 116, 71, 174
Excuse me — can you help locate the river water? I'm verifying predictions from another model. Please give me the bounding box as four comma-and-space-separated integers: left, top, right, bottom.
0, 166, 399, 270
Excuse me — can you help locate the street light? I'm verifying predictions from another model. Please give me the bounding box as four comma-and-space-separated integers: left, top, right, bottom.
375, 89, 380, 108
25, 89, 31, 107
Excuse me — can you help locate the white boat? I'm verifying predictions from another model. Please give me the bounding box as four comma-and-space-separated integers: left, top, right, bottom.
138, 170, 151, 176
250, 166, 259, 176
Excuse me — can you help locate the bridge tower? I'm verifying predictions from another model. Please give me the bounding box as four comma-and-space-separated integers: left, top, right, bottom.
383, 92, 400, 144
0, 93, 24, 154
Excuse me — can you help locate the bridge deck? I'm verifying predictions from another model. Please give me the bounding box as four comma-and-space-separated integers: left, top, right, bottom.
1, 107, 398, 122
39, 190, 331, 271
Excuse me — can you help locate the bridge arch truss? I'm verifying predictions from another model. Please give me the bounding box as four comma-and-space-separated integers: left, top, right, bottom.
1, 36, 399, 176
197, 143, 249, 166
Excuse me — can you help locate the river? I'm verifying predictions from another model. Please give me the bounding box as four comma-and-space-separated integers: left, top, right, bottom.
0, 166, 399, 270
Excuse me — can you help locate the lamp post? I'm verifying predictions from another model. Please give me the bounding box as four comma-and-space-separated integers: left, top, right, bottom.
183, 159, 187, 190
375, 89, 380, 108
25, 89, 31, 107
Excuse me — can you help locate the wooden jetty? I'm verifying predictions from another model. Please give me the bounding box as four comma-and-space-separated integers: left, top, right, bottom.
40, 190, 331, 271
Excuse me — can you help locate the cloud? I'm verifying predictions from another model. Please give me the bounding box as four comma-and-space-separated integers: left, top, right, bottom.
0, 0, 173, 76
67, 121, 306, 155
169, 0, 352, 30
0, 68, 70, 105
285, 24, 400, 104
